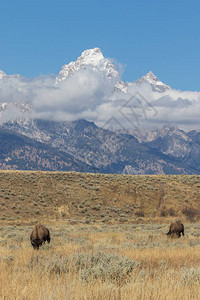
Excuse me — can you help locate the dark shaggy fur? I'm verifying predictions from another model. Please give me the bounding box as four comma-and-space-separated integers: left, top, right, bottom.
30, 224, 50, 249
167, 221, 184, 238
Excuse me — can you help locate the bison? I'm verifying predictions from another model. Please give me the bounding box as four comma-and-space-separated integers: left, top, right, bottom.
167, 221, 184, 238
30, 224, 50, 249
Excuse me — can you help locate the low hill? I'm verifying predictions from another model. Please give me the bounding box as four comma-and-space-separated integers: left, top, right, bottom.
0, 171, 200, 224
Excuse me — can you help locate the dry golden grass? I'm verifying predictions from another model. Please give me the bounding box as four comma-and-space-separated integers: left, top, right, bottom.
0, 223, 200, 299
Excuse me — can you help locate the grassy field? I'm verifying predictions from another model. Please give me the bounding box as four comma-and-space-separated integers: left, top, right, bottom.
0, 223, 200, 299
1, 171, 200, 299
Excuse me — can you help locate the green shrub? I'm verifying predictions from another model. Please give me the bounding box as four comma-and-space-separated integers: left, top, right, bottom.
28, 251, 137, 286
92, 205, 100, 211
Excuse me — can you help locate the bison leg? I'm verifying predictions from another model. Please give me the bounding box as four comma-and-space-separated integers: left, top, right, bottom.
31, 241, 39, 250
176, 232, 181, 238
43, 237, 50, 243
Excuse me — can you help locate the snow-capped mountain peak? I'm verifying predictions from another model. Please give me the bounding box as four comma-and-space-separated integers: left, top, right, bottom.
56, 47, 118, 80
136, 71, 171, 92
78, 47, 104, 66
0, 70, 8, 79
55, 47, 127, 92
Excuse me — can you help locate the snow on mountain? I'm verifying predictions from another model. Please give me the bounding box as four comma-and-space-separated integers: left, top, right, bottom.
0, 70, 8, 79
0, 69, 22, 80
0, 102, 32, 125
56, 48, 127, 92
135, 71, 171, 92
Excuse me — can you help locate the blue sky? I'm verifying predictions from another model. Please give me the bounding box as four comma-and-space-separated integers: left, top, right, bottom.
0, 0, 200, 91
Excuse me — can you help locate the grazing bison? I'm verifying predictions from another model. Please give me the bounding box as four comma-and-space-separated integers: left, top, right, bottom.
167, 221, 184, 238
30, 224, 50, 249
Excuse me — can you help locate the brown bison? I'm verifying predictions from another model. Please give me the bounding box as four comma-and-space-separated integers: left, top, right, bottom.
167, 221, 184, 238
30, 224, 50, 249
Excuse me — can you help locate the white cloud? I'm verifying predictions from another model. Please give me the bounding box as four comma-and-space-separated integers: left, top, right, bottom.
0, 68, 200, 130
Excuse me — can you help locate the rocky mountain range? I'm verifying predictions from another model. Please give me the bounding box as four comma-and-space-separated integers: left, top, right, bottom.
0, 47, 200, 174
0, 127, 93, 172
1, 118, 200, 174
